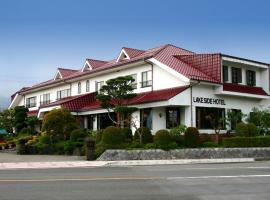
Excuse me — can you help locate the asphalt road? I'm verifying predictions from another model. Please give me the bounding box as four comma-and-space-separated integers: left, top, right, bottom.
0, 162, 270, 200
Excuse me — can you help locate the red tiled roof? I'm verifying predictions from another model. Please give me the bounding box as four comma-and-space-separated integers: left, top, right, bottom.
153, 45, 220, 83
175, 54, 221, 83
27, 110, 39, 117
40, 86, 189, 112
58, 68, 79, 78
223, 83, 268, 96
86, 59, 108, 69
15, 44, 227, 95
122, 47, 145, 58
79, 86, 189, 111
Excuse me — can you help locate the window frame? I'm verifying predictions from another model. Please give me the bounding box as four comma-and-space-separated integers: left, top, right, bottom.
246, 70, 256, 86
166, 107, 180, 129
231, 67, 242, 84
196, 107, 225, 129
141, 70, 152, 88
26, 96, 37, 108
56, 89, 71, 100
223, 65, 229, 82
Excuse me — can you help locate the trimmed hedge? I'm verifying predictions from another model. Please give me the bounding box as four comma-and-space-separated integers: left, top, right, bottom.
70, 129, 87, 141
235, 122, 258, 137
223, 136, 270, 147
134, 127, 153, 144
102, 126, 124, 145
184, 127, 200, 148
95, 129, 103, 144
154, 130, 171, 145
121, 128, 133, 142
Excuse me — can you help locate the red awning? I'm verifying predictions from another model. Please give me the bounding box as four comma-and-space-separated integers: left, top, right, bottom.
223, 83, 268, 96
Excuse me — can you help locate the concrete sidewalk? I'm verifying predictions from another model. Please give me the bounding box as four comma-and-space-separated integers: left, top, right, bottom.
0, 158, 255, 170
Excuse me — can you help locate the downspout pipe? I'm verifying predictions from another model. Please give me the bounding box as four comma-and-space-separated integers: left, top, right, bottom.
144, 59, 154, 91
190, 80, 200, 127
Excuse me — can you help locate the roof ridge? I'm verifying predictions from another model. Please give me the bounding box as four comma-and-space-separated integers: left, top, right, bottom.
122, 46, 145, 52
86, 58, 108, 62
58, 67, 79, 71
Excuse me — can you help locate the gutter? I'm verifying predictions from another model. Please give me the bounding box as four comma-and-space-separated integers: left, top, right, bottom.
189, 81, 200, 127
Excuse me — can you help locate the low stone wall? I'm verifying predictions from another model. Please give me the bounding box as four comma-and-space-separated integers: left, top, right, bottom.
97, 148, 270, 161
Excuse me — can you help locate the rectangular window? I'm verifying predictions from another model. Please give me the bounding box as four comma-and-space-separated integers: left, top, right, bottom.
166, 107, 180, 129
130, 74, 137, 89
223, 65, 228, 82
140, 108, 152, 130
56, 89, 71, 100
40, 93, 50, 106
246, 70, 256, 86
141, 71, 152, 88
196, 107, 225, 129
95, 81, 104, 92
231, 67, 242, 84
26, 97, 37, 108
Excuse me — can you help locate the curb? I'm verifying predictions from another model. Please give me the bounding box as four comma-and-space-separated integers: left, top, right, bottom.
0, 158, 255, 170
105, 158, 255, 166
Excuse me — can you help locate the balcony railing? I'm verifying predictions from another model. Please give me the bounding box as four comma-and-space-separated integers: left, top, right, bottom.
141, 80, 152, 88
39, 100, 51, 106
25, 103, 36, 108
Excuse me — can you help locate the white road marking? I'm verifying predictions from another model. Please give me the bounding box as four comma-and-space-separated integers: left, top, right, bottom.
0, 174, 269, 183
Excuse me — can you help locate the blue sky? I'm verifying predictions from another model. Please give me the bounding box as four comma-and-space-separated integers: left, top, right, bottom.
0, 0, 270, 109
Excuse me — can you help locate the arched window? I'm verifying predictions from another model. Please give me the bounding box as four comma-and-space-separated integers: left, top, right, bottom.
86, 80, 90, 92
78, 82, 81, 94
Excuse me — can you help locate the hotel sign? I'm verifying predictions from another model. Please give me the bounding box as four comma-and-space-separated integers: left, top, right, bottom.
193, 97, 226, 105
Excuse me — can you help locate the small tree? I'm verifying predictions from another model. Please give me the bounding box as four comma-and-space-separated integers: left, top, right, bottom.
248, 107, 270, 135
205, 113, 225, 143
0, 109, 15, 133
96, 75, 138, 127
14, 106, 28, 134
41, 108, 78, 140
226, 110, 246, 132
26, 116, 40, 134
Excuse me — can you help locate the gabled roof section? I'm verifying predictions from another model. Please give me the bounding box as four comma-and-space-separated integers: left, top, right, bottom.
54, 68, 79, 80
82, 59, 108, 72
153, 45, 221, 84
116, 48, 130, 62
116, 47, 145, 62
175, 54, 222, 83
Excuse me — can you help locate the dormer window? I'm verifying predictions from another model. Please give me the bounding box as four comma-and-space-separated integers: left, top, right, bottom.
231, 67, 242, 84
116, 49, 130, 62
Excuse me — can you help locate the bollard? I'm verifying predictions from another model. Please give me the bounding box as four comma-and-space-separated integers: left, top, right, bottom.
85, 137, 95, 160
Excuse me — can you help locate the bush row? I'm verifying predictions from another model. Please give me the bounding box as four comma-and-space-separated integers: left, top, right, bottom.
223, 136, 270, 147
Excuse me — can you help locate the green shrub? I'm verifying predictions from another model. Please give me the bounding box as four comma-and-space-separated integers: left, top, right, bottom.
202, 141, 219, 148
154, 129, 171, 145
18, 127, 31, 136
157, 142, 178, 150
39, 135, 50, 144
144, 143, 157, 149
246, 123, 258, 137
102, 126, 124, 145
53, 141, 66, 154
134, 127, 153, 144
170, 124, 187, 136
63, 141, 75, 154
235, 122, 248, 137
121, 128, 133, 142
127, 141, 144, 149
223, 136, 270, 147
235, 122, 258, 137
95, 129, 103, 144
184, 127, 200, 148
70, 129, 87, 141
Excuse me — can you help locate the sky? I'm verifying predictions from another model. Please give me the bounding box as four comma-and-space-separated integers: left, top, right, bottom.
0, 0, 270, 109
